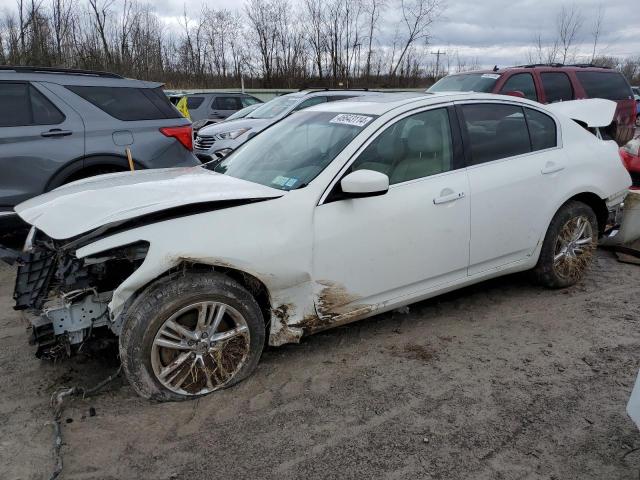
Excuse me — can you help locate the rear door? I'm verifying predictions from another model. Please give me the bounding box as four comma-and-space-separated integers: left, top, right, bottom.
0, 81, 84, 208
457, 101, 562, 275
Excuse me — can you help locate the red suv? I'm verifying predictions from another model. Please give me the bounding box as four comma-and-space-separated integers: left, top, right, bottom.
428, 64, 636, 145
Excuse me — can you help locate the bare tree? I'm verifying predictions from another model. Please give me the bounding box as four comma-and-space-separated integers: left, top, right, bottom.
88, 0, 114, 66
390, 0, 442, 77
590, 4, 604, 63
363, 0, 385, 79
557, 3, 583, 64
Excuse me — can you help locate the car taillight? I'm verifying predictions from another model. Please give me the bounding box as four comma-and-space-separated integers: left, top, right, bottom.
160, 125, 193, 151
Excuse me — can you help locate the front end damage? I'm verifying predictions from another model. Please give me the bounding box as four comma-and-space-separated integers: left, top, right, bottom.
12, 229, 148, 359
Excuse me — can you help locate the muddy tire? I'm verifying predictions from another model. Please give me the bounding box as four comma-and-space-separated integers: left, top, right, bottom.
119, 271, 265, 401
533, 201, 598, 289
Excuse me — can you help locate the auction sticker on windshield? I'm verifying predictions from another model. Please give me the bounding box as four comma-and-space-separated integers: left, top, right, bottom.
330, 114, 373, 127
481, 74, 500, 79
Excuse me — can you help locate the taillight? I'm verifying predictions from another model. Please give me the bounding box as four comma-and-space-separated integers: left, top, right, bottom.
160, 125, 193, 151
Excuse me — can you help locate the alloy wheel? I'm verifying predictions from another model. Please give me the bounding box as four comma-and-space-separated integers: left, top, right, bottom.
552, 215, 595, 281
151, 301, 250, 396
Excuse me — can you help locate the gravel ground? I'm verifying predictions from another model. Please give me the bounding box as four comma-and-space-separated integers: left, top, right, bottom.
0, 250, 639, 480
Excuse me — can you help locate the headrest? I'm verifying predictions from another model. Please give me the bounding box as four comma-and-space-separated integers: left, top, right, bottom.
407, 124, 442, 155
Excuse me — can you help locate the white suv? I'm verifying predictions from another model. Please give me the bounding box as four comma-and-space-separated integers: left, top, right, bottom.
9, 92, 631, 400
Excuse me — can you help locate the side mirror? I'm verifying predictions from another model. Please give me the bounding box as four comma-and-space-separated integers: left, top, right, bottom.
503, 90, 526, 98
340, 170, 389, 198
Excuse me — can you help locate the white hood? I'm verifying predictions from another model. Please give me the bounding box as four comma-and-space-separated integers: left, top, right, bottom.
546, 98, 617, 128
15, 167, 285, 240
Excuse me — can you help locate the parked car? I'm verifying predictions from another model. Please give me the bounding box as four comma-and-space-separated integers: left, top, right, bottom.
632, 86, 640, 126
6, 92, 630, 400
169, 92, 263, 131
193, 89, 383, 162
0, 66, 199, 232
428, 64, 636, 145
620, 137, 640, 187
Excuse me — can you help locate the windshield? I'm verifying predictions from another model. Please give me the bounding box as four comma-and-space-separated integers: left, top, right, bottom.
246, 96, 299, 119
428, 73, 500, 93
211, 111, 375, 190
226, 104, 260, 121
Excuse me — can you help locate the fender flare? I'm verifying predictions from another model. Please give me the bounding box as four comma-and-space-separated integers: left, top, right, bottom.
45, 154, 143, 191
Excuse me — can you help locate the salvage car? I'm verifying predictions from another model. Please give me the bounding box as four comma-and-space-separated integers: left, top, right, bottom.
6, 92, 631, 401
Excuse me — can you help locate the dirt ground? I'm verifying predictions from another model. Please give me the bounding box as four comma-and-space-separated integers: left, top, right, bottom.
1, 250, 639, 480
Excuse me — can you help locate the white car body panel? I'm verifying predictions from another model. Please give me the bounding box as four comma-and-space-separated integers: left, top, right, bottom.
545, 98, 617, 128
15, 167, 285, 239
21, 92, 632, 346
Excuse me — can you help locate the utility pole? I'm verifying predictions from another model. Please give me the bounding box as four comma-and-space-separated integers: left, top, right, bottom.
431, 50, 447, 78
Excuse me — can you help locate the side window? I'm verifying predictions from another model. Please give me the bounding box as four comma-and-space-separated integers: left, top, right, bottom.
525, 108, 556, 151
541, 73, 574, 103
327, 95, 356, 102
0, 83, 30, 126
67, 86, 180, 120
499, 73, 537, 101
30, 86, 65, 125
187, 96, 204, 109
351, 108, 453, 185
575, 71, 633, 100
240, 96, 261, 107
292, 96, 327, 111
0, 83, 64, 126
461, 103, 530, 164
213, 96, 240, 110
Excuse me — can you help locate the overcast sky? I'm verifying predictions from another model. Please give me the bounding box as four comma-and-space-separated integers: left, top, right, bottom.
150, 0, 638, 68
5, 0, 638, 68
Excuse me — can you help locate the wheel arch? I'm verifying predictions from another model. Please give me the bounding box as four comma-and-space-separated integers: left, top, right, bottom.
118, 261, 273, 335
45, 154, 143, 191
565, 191, 608, 234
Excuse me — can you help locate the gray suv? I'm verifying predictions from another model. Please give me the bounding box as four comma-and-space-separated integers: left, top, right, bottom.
169, 92, 263, 132
0, 66, 199, 225
194, 89, 381, 162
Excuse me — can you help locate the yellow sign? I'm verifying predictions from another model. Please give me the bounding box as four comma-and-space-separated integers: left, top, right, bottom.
176, 96, 191, 120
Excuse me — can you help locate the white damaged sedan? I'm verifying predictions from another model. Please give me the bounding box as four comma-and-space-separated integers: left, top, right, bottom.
9, 92, 631, 400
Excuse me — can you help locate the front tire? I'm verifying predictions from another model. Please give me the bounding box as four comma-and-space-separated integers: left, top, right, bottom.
120, 271, 265, 401
533, 201, 598, 289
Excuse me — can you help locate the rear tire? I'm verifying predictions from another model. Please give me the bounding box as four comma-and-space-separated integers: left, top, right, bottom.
119, 271, 265, 401
533, 201, 598, 289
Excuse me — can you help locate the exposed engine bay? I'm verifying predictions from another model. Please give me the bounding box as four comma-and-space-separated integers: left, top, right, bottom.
13, 228, 148, 359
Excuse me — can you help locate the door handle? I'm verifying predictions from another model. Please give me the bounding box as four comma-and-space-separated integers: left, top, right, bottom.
41, 129, 72, 138
541, 162, 565, 175
433, 191, 465, 205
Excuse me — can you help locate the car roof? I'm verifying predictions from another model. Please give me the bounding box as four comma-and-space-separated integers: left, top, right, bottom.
179, 92, 255, 97
280, 90, 383, 100
0, 67, 161, 88
447, 64, 619, 76
307, 91, 542, 116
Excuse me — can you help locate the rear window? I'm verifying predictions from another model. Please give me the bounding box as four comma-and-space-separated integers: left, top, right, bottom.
428, 73, 500, 93
187, 96, 204, 109
67, 86, 180, 121
575, 72, 633, 101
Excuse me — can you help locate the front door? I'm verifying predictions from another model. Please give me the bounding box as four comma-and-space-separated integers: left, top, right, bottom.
312, 106, 470, 319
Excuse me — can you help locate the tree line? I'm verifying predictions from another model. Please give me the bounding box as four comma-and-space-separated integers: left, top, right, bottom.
0, 0, 638, 89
